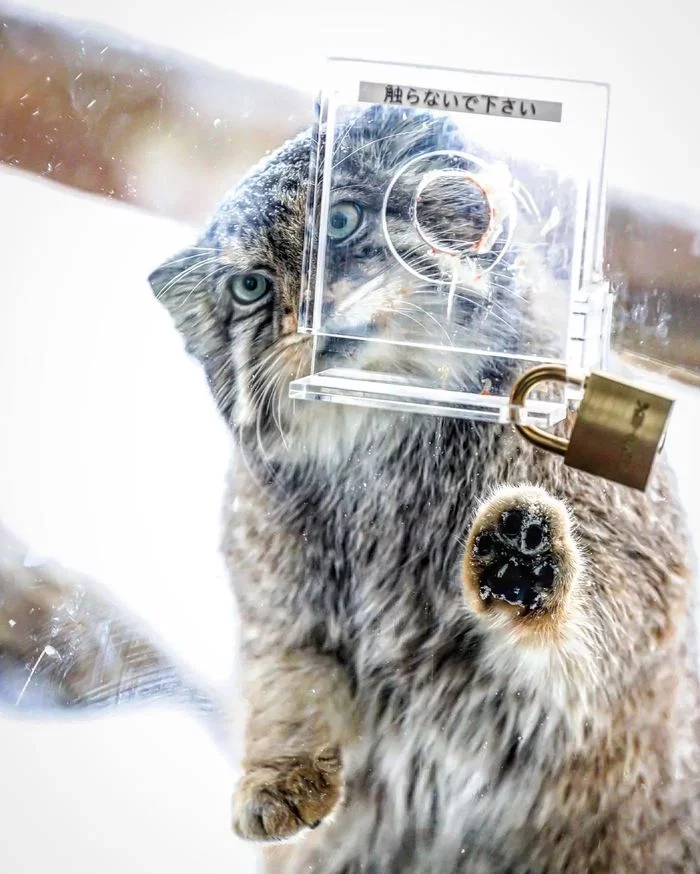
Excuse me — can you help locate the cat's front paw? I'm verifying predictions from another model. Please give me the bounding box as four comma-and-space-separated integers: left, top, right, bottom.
232, 750, 342, 842
462, 486, 580, 620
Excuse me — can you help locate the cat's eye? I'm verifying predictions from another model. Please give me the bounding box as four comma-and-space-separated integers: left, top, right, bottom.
327, 202, 363, 242
228, 272, 273, 304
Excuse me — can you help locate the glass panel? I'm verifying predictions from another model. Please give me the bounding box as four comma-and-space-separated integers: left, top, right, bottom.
292, 59, 609, 423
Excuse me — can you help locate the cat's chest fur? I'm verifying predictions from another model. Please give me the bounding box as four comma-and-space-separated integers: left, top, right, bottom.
228, 417, 499, 655
225, 416, 552, 741
224, 417, 598, 863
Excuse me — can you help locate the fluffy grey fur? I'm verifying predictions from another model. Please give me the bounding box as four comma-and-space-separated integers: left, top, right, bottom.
149, 106, 700, 873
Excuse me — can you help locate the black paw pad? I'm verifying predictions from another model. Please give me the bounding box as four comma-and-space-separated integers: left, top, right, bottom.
472, 508, 559, 609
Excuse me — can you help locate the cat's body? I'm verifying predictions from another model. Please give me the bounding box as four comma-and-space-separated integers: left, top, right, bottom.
225, 412, 697, 874
147, 106, 699, 872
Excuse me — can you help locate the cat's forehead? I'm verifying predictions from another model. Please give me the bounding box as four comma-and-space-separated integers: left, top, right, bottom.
204, 133, 312, 263
200, 106, 465, 264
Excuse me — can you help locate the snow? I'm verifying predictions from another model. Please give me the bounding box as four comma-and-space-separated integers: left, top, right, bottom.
0, 168, 258, 874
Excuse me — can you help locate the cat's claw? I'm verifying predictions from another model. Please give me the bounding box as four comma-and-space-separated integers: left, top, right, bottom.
232, 752, 342, 842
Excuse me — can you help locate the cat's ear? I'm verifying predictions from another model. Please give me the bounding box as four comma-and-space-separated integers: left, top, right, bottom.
148, 246, 219, 311
148, 247, 236, 421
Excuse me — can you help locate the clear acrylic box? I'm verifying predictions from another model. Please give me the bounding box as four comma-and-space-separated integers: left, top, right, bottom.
289, 59, 611, 425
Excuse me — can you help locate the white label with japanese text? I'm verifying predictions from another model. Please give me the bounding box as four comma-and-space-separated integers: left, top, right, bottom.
358, 82, 563, 123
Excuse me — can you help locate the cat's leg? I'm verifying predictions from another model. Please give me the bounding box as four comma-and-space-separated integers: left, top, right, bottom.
0, 524, 211, 710
232, 648, 355, 842
462, 485, 580, 639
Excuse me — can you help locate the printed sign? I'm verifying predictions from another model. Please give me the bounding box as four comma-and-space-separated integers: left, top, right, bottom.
359, 81, 563, 123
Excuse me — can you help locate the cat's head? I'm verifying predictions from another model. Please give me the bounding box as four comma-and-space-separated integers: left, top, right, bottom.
149, 106, 530, 462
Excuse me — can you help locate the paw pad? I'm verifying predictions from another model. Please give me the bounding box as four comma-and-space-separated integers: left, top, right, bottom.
471, 507, 559, 609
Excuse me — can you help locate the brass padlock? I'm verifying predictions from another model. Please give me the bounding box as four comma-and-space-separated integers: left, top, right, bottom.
509, 364, 674, 491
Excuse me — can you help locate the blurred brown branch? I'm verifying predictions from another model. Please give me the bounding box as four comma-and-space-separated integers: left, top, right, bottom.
607, 192, 700, 372
0, 1, 313, 220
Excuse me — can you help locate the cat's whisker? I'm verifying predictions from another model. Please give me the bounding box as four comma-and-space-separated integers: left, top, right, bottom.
157, 256, 222, 301
268, 364, 290, 450
375, 306, 428, 333
331, 128, 417, 170
392, 299, 454, 343
181, 264, 228, 305
160, 247, 219, 268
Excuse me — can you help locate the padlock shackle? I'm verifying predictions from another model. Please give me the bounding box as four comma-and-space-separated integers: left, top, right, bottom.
509, 364, 585, 456
510, 364, 673, 490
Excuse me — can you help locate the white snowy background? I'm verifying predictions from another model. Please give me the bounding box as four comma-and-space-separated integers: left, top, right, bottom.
1, 1, 700, 872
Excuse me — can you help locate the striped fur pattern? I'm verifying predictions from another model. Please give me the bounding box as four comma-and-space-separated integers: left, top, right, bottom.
149, 106, 700, 873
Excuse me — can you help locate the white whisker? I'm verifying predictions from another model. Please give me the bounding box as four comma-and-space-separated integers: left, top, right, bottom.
156, 256, 221, 300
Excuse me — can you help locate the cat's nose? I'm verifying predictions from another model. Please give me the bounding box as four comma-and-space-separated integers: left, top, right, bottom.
448, 292, 482, 329
320, 292, 379, 340
317, 335, 360, 362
